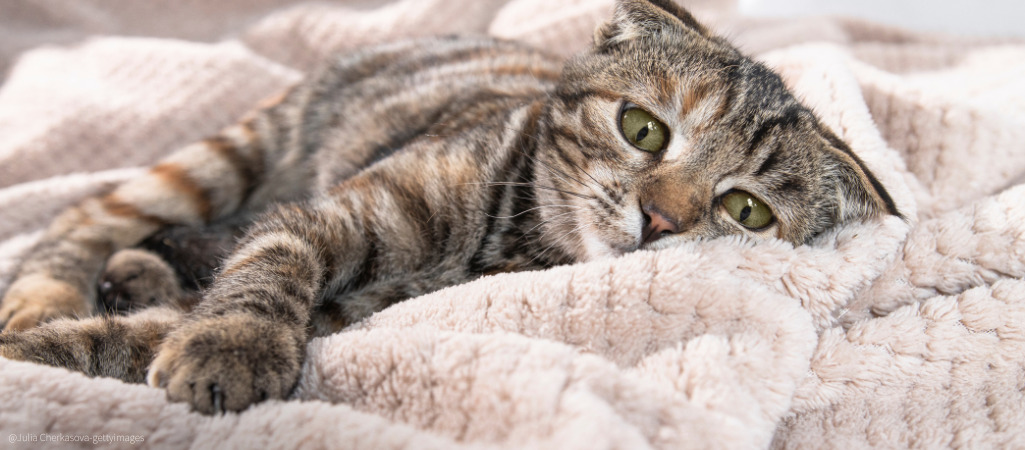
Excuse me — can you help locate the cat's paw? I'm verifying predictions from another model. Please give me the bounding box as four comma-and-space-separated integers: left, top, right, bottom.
99, 249, 183, 314
0, 321, 82, 371
0, 274, 91, 331
0, 318, 80, 367
0, 329, 31, 361
148, 314, 304, 414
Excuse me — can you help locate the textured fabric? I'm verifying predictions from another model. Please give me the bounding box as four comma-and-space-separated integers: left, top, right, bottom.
2, 0, 1024, 448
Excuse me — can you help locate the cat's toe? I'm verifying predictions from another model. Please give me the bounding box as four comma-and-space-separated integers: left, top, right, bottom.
0, 327, 52, 364
0, 332, 22, 360
99, 249, 183, 314
0, 305, 48, 332
0, 275, 90, 331
149, 315, 303, 414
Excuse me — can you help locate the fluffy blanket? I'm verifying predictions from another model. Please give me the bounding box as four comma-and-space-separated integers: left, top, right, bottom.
2, 0, 1024, 448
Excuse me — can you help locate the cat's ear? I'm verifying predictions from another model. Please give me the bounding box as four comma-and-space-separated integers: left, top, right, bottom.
820, 134, 902, 224
594, 0, 709, 48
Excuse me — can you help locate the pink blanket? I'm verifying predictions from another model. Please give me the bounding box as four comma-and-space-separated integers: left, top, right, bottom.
2, 1, 1025, 448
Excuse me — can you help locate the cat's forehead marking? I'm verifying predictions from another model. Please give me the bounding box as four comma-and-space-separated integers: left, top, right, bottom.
681, 81, 711, 114
661, 81, 730, 163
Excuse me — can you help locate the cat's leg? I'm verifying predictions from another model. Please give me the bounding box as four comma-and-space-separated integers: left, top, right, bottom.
97, 222, 241, 314
98, 249, 185, 314
1, 238, 213, 381
0, 90, 309, 331
146, 203, 335, 414
0, 305, 183, 383
147, 176, 452, 414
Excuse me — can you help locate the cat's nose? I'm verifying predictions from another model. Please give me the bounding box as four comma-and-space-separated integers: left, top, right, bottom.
641, 204, 679, 244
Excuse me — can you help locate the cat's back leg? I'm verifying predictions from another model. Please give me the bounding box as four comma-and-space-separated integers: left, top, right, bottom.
0, 87, 313, 331
0, 305, 183, 383
97, 220, 243, 314
1, 224, 237, 380
97, 249, 186, 314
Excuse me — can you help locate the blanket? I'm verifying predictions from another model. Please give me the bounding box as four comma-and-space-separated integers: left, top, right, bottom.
2, 0, 1025, 448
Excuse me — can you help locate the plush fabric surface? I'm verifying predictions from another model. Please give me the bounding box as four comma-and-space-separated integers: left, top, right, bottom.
2, 0, 1024, 448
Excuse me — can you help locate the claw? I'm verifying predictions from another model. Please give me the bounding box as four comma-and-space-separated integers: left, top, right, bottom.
211, 384, 225, 415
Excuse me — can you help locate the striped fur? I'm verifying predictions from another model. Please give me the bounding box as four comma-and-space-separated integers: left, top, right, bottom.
0, 0, 899, 415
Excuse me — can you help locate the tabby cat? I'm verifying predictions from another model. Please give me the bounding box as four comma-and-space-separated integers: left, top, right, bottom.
0, 0, 899, 414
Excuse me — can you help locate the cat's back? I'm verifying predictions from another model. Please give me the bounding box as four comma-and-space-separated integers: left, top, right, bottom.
283, 36, 565, 191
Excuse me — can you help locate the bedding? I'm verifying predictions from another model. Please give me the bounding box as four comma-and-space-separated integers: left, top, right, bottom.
2, 0, 1024, 447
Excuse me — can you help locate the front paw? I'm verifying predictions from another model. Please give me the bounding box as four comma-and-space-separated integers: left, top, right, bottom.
148, 315, 304, 414
1, 274, 91, 331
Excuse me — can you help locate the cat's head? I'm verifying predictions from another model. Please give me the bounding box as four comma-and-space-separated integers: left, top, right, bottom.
533, 0, 900, 260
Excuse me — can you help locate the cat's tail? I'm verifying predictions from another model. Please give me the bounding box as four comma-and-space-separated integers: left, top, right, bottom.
0, 84, 309, 331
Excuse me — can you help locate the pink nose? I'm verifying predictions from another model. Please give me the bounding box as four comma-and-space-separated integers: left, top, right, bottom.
641, 205, 679, 244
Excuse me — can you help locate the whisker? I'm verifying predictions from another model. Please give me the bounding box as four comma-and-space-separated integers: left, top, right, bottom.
499, 125, 594, 190
528, 215, 589, 266
485, 204, 582, 220
526, 210, 580, 235
459, 181, 596, 200
519, 148, 591, 190
552, 146, 604, 189
538, 155, 595, 191
528, 185, 595, 200
487, 182, 595, 200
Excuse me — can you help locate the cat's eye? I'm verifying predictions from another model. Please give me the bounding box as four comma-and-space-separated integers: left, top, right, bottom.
721, 191, 773, 230
620, 107, 667, 153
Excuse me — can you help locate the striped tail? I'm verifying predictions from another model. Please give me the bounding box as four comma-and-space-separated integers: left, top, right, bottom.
0, 87, 309, 331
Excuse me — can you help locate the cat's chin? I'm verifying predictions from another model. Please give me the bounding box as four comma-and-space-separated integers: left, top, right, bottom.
577, 234, 623, 261
637, 238, 678, 252
577, 233, 645, 261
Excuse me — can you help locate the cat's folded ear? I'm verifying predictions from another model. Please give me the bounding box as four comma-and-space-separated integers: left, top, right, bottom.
594, 0, 709, 48
821, 134, 903, 224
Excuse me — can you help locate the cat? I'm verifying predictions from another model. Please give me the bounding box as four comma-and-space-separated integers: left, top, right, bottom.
0, 0, 899, 415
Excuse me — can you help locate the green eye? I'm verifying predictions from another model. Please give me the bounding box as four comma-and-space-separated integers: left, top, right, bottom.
620, 107, 667, 153
722, 191, 773, 229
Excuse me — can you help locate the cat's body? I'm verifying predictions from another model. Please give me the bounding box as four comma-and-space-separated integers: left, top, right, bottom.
0, 0, 898, 415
